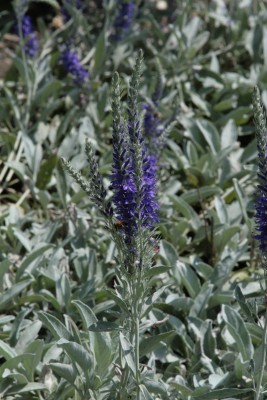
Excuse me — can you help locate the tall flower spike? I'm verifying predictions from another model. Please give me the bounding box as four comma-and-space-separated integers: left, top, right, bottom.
127, 51, 159, 229
110, 72, 138, 240
111, 50, 159, 234
127, 50, 144, 196
112, 0, 135, 41
61, 49, 89, 85
17, 15, 38, 57
85, 139, 113, 218
110, 51, 159, 270
61, 148, 113, 219
253, 86, 267, 255
60, 157, 92, 199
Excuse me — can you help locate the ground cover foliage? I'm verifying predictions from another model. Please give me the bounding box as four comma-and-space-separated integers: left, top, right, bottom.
1, 0, 267, 399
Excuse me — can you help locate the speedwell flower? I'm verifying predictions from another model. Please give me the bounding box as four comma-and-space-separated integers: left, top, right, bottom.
17, 15, 38, 57
253, 86, 267, 255
61, 49, 89, 84
112, 1, 136, 41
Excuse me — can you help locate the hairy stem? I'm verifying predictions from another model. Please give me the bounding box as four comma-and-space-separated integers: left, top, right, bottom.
255, 307, 267, 400
133, 271, 141, 399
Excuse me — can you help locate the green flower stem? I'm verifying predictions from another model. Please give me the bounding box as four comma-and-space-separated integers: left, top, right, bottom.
133, 271, 142, 400
255, 307, 267, 400
119, 345, 129, 396
135, 315, 141, 400
118, 269, 142, 400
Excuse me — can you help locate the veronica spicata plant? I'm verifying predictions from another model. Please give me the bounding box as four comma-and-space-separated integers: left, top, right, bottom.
61, 50, 166, 399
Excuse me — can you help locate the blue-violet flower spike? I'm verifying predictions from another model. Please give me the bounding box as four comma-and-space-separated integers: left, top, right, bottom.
61, 49, 89, 84
253, 86, 267, 255
110, 72, 138, 240
18, 15, 38, 57
112, 1, 135, 41
111, 52, 159, 236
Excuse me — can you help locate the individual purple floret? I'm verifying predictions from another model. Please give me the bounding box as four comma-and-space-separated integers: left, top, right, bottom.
112, 1, 135, 41
61, 49, 89, 84
18, 15, 38, 57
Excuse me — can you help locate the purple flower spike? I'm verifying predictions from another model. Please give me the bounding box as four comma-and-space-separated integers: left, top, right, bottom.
112, 1, 136, 41
110, 54, 160, 271
254, 145, 267, 254
19, 15, 38, 57
111, 55, 159, 244
255, 193, 267, 254
111, 130, 138, 239
61, 49, 89, 84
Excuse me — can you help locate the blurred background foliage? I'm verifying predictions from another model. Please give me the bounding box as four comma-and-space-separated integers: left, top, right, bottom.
0, 0, 267, 399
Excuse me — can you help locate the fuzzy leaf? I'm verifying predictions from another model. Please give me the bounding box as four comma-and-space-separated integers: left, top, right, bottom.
0, 280, 32, 311
0, 339, 17, 360
139, 384, 154, 400
104, 289, 129, 314
72, 300, 98, 329
189, 283, 213, 318
88, 321, 121, 332
0, 260, 11, 285
192, 388, 253, 399
234, 286, 255, 323
57, 339, 94, 374
38, 312, 72, 340
4, 383, 48, 395
221, 305, 253, 361
16, 244, 53, 281
49, 362, 76, 384
119, 333, 136, 375
139, 331, 175, 358
196, 119, 220, 154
